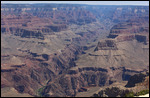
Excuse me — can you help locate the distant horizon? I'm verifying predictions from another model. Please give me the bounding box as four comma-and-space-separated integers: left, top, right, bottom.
1, 1, 149, 6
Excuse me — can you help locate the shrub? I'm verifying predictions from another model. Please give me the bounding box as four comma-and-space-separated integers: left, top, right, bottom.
36, 86, 46, 97
124, 92, 135, 97
124, 89, 149, 97
135, 89, 149, 96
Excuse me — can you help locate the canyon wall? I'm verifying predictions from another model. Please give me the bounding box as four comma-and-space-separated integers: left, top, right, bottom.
1, 4, 149, 97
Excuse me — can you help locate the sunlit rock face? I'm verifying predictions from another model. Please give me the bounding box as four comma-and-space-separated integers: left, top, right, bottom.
1, 3, 149, 97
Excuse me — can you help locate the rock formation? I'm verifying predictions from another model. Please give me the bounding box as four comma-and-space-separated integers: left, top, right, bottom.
91, 72, 149, 97
1, 3, 149, 97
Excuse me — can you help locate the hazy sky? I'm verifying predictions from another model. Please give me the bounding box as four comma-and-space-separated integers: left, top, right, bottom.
1, 1, 149, 6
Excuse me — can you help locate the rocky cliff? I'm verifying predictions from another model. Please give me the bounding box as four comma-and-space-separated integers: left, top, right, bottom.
1, 4, 149, 97
1, 44, 84, 96
91, 72, 149, 97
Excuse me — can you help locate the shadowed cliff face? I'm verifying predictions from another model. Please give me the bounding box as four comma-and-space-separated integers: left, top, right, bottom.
1, 44, 84, 96
94, 40, 118, 51
91, 72, 149, 97
107, 18, 149, 46
40, 67, 145, 97
1, 4, 149, 97
125, 72, 149, 88
72, 14, 149, 97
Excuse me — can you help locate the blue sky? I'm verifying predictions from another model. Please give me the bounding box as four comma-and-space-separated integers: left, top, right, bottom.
1, 1, 149, 6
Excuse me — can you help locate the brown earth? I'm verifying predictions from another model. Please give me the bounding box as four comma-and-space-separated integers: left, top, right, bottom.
1, 4, 149, 97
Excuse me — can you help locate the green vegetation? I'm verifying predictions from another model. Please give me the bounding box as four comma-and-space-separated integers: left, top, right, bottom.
135, 89, 149, 96
124, 89, 149, 97
124, 92, 134, 97
36, 86, 46, 97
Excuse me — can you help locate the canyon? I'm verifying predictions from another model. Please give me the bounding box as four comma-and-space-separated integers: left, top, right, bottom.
1, 4, 149, 97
